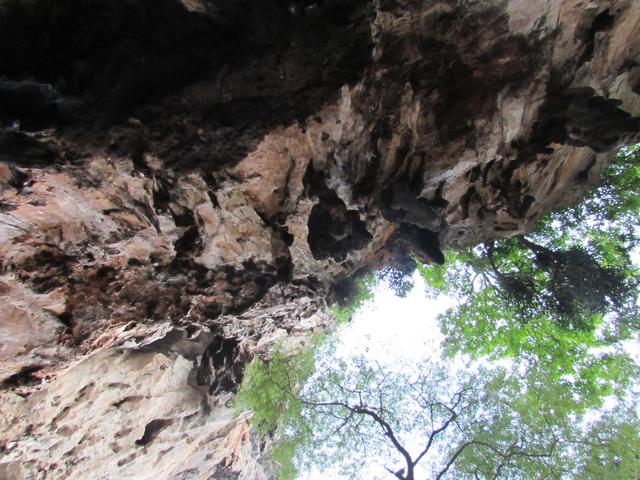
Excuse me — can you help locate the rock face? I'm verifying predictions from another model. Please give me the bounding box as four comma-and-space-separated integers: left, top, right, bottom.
0, 1, 639, 478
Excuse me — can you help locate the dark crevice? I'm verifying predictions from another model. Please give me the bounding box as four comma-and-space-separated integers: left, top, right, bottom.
581, 10, 615, 65
96, 265, 116, 279
0, 201, 17, 212
499, 87, 640, 202
327, 276, 361, 308
429, 181, 449, 210
459, 186, 477, 220
127, 258, 144, 267
57, 311, 74, 331
563, 92, 640, 152
302, 162, 327, 198
394, 224, 445, 266
304, 161, 373, 262
113, 396, 144, 408
6, 245, 72, 294
307, 191, 372, 262
272, 225, 295, 283
0, 130, 58, 167
576, 155, 597, 183
0, 0, 374, 170
152, 175, 174, 214
174, 225, 202, 258
1, 365, 44, 390
518, 195, 536, 219
135, 419, 173, 446
196, 336, 246, 395
531, 87, 640, 155
352, 152, 381, 198
468, 165, 481, 183
379, 182, 442, 232
280, 228, 294, 247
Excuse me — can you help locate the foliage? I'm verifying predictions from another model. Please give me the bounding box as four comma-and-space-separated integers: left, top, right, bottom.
330, 274, 376, 324
241, 338, 640, 479
235, 339, 321, 480
331, 258, 417, 325
375, 253, 417, 298
418, 145, 640, 399
530, 143, 640, 338
574, 403, 640, 479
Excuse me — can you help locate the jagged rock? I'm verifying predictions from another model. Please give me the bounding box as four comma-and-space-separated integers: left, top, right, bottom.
0, 347, 272, 480
0, 0, 639, 478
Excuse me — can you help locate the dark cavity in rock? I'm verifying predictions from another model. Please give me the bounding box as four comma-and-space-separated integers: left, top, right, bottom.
135, 419, 173, 446
379, 182, 442, 231
307, 191, 372, 262
196, 335, 245, 395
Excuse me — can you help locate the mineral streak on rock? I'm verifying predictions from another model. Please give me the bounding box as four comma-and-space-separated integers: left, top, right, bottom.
0, 0, 639, 478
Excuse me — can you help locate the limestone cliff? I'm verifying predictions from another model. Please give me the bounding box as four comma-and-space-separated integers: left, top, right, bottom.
0, 1, 639, 478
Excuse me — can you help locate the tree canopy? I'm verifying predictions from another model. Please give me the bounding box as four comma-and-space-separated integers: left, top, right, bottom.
237, 336, 640, 479
418, 145, 640, 399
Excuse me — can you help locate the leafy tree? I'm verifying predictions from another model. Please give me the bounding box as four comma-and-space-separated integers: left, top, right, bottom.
330, 274, 376, 324
573, 404, 640, 479
237, 147, 640, 480
330, 259, 416, 324
374, 253, 418, 298
237, 338, 640, 479
235, 341, 320, 480
418, 145, 640, 396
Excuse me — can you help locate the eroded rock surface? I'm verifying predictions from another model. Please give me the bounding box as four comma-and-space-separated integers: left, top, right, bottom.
0, 0, 639, 478
1, 348, 268, 480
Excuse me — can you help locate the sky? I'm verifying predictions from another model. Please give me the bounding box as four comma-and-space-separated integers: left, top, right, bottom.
332, 272, 455, 365
300, 272, 455, 480
298, 267, 640, 480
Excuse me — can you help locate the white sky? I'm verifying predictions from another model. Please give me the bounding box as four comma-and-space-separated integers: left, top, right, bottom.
333, 272, 455, 365
300, 272, 455, 479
